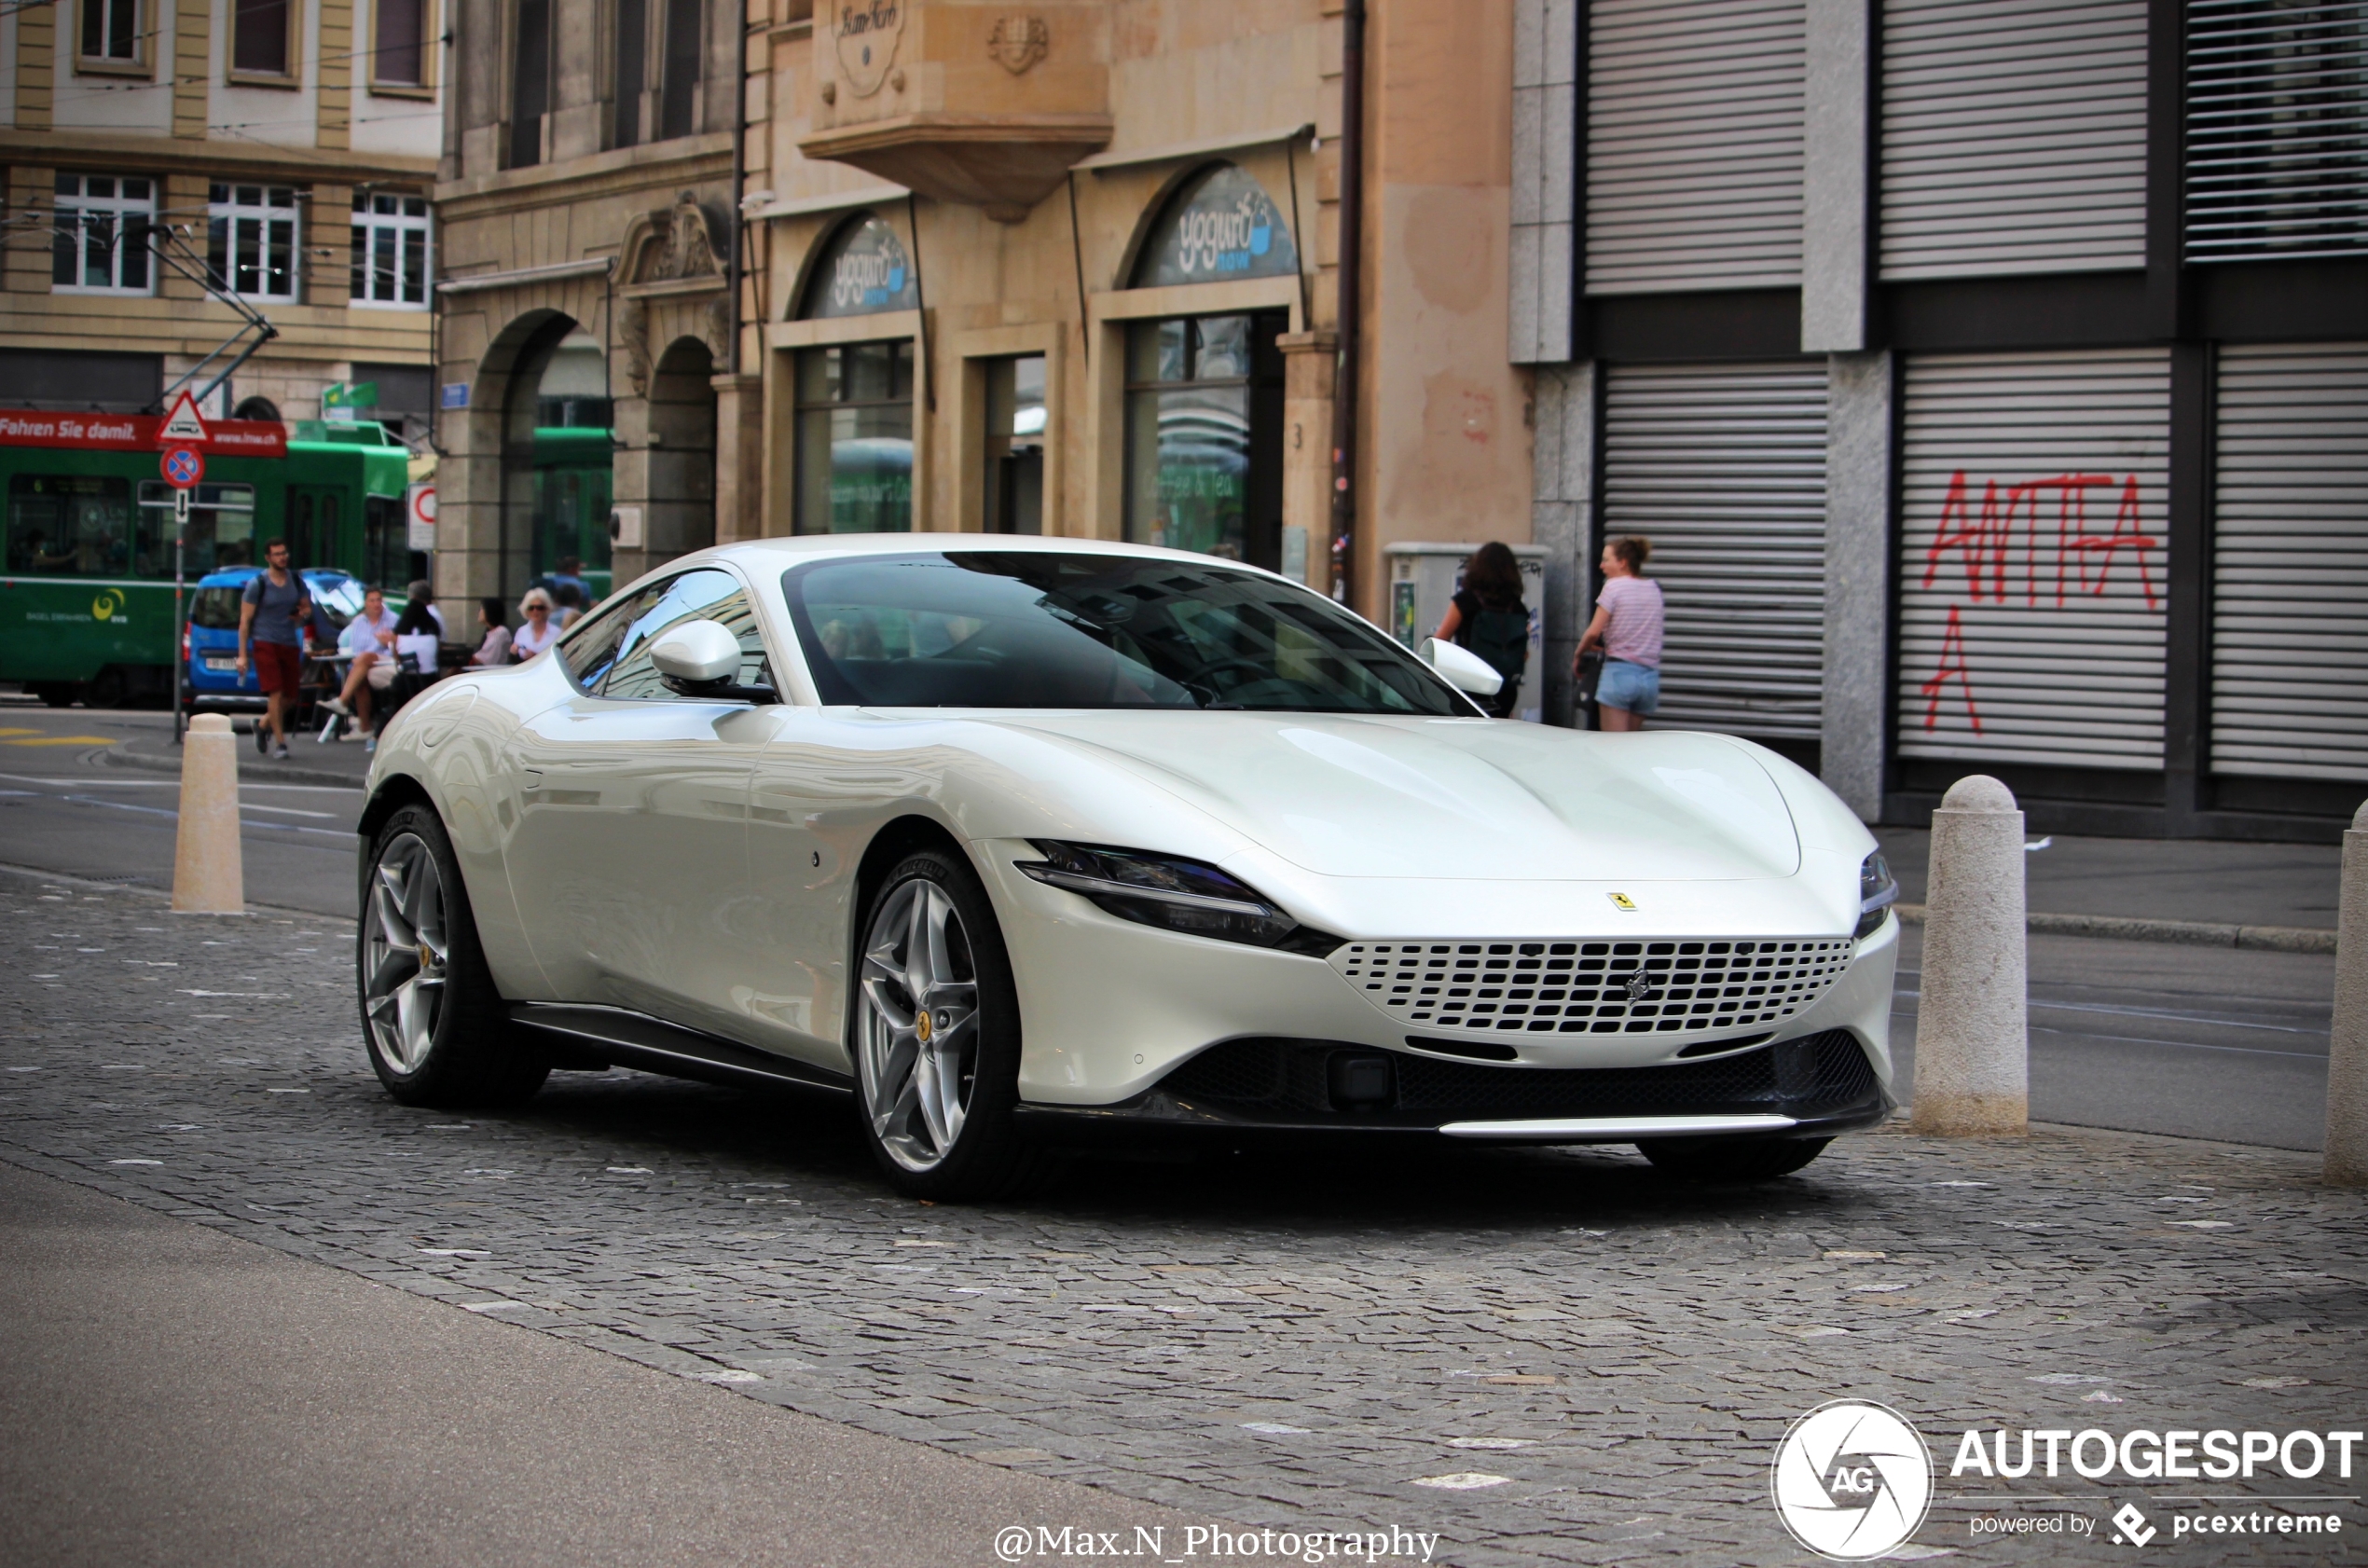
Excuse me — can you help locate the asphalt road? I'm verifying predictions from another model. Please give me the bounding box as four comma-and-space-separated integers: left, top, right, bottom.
0, 704, 2336, 1151
0, 705, 362, 918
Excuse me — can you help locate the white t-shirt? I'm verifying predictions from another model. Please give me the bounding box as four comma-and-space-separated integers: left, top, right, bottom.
337, 608, 398, 658
513, 618, 561, 660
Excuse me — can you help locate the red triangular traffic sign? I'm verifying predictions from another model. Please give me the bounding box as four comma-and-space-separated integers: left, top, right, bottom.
158, 391, 209, 445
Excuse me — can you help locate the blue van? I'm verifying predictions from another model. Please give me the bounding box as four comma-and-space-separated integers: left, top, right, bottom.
182, 566, 369, 710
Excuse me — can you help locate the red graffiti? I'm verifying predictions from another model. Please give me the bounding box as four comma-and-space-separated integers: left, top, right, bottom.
1921, 472, 2159, 612
1920, 604, 1982, 735
1917, 472, 2159, 734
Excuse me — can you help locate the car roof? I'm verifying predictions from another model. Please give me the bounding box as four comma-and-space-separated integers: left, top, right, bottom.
667, 534, 1301, 591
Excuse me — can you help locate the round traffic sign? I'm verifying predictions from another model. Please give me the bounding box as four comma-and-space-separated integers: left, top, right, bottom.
161, 447, 204, 488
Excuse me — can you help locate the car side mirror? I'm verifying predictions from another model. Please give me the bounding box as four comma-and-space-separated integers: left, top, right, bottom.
650, 619, 744, 687
1420, 637, 1505, 697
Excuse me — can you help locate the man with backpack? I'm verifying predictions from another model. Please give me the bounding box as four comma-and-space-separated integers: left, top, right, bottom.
1434, 541, 1530, 720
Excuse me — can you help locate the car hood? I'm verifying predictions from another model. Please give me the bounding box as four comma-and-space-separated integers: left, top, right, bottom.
993, 712, 1800, 881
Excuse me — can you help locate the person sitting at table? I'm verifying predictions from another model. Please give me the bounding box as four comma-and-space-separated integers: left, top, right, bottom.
469, 597, 514, 667
511, 588, 561, 662
320, 585, 398, 732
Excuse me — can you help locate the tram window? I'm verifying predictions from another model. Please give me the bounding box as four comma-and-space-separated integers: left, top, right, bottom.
7, 475, 135, 577
137, 481, 256, 575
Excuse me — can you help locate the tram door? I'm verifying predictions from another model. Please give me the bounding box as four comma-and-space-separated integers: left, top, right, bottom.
287, 487, 340, 571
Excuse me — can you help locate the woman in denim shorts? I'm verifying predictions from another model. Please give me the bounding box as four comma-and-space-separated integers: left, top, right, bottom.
1576, 536, 1663, 732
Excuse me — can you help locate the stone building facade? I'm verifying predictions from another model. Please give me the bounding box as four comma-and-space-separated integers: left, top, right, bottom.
432, 0, 1533, 616
2, 0, 443, 430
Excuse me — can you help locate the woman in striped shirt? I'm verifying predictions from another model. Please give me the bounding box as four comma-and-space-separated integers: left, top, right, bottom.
1577, 535, 1663, 732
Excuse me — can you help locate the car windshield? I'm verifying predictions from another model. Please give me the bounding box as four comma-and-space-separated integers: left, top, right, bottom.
782, 551, 1469, 714
305, 574, 365, 625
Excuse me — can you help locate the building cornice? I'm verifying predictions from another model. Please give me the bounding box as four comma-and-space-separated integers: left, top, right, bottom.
0, 129, 437, 184
434, 135, 735, 220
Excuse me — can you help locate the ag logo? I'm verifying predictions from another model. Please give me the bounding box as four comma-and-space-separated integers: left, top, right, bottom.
1769, 1399, 1933, 1561
90, 589, 127, 623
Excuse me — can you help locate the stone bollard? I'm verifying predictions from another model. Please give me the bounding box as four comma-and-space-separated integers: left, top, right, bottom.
1911, 775, 2029, 1135
2326, 801, 2368, 1186
171, 713, 244, 915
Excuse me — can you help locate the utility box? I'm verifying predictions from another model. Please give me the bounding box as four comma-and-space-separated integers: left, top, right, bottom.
1383, 542, 1549, 723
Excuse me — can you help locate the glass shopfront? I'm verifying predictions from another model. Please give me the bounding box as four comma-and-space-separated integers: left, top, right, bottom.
793, 213, 919, 534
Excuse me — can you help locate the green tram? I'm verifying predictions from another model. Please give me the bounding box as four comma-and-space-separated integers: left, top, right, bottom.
0, 421, 414, 708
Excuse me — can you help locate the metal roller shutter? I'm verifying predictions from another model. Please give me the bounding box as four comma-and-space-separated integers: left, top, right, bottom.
1602, 362, 1827, 740
1895, 350, 2171, 770
1587, 0, 1805, 295
1879, 0, 2150, 280
2210, 344, 2368, 781
2186, 1, 2368, 264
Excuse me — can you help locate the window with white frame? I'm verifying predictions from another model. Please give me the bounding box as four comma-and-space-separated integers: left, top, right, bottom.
51, 174, 156, 295
79, 0, 141, 64
350, 191, 432, 308
207, 184, 302, 302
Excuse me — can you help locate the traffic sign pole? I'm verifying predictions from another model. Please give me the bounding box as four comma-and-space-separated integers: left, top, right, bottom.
161, 447, 203, 744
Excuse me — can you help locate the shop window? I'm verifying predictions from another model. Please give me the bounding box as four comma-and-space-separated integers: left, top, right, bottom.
232, 0, 297, 79
351, 191, 433, 308
794, 342, 914, 535
984, 355, 1045, 535
78, 0, 141, 67
374, 0, 430, 88
208, 185, 301, 302
1122, 313, 1286, 566
51, 175, 155, 296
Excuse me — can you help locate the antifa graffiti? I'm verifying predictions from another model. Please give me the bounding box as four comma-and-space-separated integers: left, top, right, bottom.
1917, 471, 2161, 735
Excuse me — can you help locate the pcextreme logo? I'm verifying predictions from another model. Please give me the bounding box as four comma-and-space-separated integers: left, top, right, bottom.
1770, 1399, 1935, 1561
89, 589, 127, 622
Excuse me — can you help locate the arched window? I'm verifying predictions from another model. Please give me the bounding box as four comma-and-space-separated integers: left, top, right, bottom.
1131, 164, 1299, 289
792, 213, 917, 533
232, 396, 281, 424
799, 213, 919, 319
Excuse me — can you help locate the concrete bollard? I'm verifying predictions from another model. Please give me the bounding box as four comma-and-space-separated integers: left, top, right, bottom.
171, 713, 244, 915
1911, 774, 2029, 1136
2326, 801, 2368, 1186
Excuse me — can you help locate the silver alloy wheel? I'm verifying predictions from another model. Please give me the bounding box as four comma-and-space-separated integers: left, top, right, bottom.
363, 831, 450, 1074
857, 876, 980, 1173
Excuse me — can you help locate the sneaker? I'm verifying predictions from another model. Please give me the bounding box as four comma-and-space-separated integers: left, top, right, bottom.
321, 695, 351, 717
271, 744, 290, 760
364, 736, 377, 753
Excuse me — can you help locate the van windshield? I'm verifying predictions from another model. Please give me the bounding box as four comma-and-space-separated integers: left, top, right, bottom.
782, 551, 1468, 714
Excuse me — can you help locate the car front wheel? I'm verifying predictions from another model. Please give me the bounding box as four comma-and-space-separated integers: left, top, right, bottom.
1638, 1135, 1831, 1183
359, 803, 549, 1108
852, 848, 1038, 1200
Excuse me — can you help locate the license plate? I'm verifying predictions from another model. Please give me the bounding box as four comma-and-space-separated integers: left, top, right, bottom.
204, 657, 238, 671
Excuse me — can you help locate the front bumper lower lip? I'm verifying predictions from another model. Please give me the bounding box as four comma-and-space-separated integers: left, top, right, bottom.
1438, 1112, 1797, 1140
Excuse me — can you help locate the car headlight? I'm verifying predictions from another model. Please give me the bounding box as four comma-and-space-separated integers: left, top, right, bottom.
1856, 849, 1898, 940
1016, 841, 1343, 956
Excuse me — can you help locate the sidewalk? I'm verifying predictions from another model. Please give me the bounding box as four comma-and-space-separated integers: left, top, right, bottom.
1875, 822, 2344, 946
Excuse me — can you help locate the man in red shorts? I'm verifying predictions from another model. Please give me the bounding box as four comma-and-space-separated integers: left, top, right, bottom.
234, 537, 311, 761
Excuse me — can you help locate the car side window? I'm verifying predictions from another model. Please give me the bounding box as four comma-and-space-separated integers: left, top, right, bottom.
598, 569, 773, 701
557, 582, 665, 691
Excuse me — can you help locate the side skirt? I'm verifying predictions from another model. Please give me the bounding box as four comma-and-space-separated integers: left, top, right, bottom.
509, 1002, 855, 1097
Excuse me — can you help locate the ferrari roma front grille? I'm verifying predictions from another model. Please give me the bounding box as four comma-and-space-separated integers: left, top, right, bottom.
1331, 937, 1854, 1036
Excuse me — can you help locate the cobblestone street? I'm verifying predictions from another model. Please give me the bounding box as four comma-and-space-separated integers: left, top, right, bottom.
5, 870, 2364, 1566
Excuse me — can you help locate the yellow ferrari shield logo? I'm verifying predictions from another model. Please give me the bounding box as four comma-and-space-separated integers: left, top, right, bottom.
1608, 892, 1637, 912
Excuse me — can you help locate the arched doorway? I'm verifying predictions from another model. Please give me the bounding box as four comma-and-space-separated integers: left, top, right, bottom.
502, 320, 614, 605
1123, 164, 1296, 569
641, 337, 717, 570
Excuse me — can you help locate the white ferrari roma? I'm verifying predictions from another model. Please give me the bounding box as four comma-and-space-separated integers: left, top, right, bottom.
356, 537, 1900, 1197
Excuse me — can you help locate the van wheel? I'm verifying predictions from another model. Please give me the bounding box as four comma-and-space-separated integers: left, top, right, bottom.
358, 803, 549, 1108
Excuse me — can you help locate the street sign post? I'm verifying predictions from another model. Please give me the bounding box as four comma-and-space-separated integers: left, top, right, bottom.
159, 433, 207, 744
